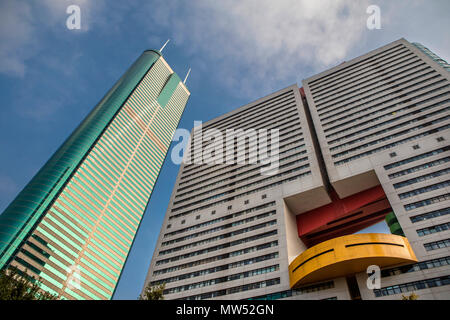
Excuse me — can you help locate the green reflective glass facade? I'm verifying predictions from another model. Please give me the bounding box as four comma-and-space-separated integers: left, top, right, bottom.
0, 50, 190, 299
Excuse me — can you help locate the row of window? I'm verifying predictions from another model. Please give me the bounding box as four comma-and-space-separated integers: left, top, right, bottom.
320, 65, 441, 128
161, 210, 276, 246
182, 128, 303, 189
154, 230, 278, 266
316, 51, 421, 108
328, 96, 448, 148
317, 57, 427, 117
202, 90, 293, 132
335, 123, 450, 165
164, 201, 275, 237
388, 156, 450, 179
384, 146, 450, 170
159, 220, 277, 255
381, 256, 450, 277
417, 222, 450, 237
173, 163, 310, 211
151, 252, 279, 286
424, 238, 450, 251
182, 278, 281, 300
393, 167, 450, 189
169, 171, 311, 218
185, 105, 300, 164
179, 143, 305, 194
321, 64, 437, 125
330, 104, 449, 153
309, 44, 405, 94
153, 240, 278, 276
178, 135, 305, 184
248, 281, 335, 300
174, 154, 308, 203
314, 48, 416, 110
410, 207, 450, 223
398, 180, 450, 199
164, 265, 280, 294
332, 113, 450, 159
311, 45, 409, 98
373, 276, 450, 297
325, 87, 448, 136
186, 110, 301, 168
404, 193, 450, 211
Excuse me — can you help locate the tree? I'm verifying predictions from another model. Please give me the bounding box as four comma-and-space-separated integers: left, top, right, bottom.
401, 292, 419, 300
140, 282, 165, 300
0, 266, 56, 300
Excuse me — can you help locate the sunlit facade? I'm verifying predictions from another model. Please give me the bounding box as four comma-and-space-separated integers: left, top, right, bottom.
144, 38, 449, 300
0, 50, 190, 299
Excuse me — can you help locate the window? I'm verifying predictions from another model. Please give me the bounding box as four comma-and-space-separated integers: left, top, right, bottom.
410, 207, 450, 223
412, 144, 420, 150
381, 256, 450, 277
437, 137, 445, 142
228, 205, 232, 210
211, 210, 216, 215
262, 194, 267, 199
155, 230, 278, 264
248, 281, 334, 300
167, 224, 171, 229
158, 220, 278, 255
151, 253, 279, 285
424, 239, 450, 251
181, 220, 186, 225
404, 193, 450, 211
417, 222, 450, 237
244, 200, 249, 205
390, 152, 397, 158
373, 276, 450, 297
196, 215, 201, 220
398, 180, 450, 199
384, 147, 450, 170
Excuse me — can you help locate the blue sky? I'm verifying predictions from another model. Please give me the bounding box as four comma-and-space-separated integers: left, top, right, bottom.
0, 0, 449, 299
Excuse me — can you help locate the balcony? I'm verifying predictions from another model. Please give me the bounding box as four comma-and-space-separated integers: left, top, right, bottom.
289, 233, 417, 288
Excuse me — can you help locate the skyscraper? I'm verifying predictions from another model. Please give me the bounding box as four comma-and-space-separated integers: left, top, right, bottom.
0, 50, 190, 299
301, 38, 449, 299
144, 38, 449, 300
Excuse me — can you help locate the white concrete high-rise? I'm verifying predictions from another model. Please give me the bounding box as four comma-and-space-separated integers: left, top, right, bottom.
302, 38, 450, 299
144, 38, 450, 300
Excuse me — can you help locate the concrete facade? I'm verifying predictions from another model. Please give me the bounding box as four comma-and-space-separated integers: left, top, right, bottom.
144, 38, 450, 300
303, 38, 450, 300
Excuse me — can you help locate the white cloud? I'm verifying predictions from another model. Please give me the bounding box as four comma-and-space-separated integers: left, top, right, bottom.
0, 1, 35, 76
142, 0, 450, 98
0, 0, 103, 77
144, 0, 371, 96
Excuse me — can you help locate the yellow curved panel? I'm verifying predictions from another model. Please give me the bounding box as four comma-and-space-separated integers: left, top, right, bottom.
289, 233, 417, 288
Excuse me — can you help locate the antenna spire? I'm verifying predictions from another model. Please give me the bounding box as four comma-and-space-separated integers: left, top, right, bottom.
160, 39, 170, 52
183, 68, 191, 84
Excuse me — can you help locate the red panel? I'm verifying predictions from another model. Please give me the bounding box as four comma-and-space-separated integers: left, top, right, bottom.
296, 185, 389, 246
299, 87, 306, 98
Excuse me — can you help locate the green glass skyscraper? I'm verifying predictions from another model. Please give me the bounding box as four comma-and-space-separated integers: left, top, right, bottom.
0, 50, 190, 299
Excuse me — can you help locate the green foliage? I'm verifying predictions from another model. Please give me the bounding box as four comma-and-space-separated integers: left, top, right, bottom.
139, 282, 165, 300
0, 266, 56, 300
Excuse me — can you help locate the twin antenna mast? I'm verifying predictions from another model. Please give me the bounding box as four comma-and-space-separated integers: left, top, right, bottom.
159, 39, 190, 85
